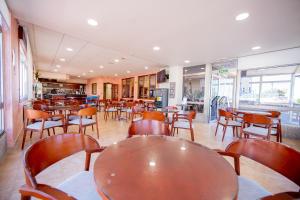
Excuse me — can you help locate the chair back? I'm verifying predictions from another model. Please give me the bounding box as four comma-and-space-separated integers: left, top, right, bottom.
128, 119, 170, 137
243, 113, 272, 125
226, 139, 300, 187
23, 134, 100, 188
218, 109, 233, 119
268, 110, 281, 118
143, 111, 165, 121
25, 109, 49, 120
78, 107, 97, 116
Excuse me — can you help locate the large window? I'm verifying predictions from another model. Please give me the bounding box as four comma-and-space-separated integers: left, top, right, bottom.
19, 44, 28, 101
239, 65, 300, 125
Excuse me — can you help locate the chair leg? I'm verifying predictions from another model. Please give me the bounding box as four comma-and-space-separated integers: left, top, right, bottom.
30, 131, 33, 139
52, 128, 56, 135
85, 152, 91, 171
232, 126, 235, 137
190, 128, 195, 141
84, 127, 86, 134
222, 125, 227, 141
214, 123, 219, 136
21, 129, 27, 150
39, 130, 44, 139
20, 195, 31, 200
96, 123, 100, 139
47, 129, 51, 136
92, 124, 94, 131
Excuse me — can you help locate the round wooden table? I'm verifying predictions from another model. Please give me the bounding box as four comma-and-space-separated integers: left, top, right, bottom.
235, 109, 272, 116
94, 136, 238, 200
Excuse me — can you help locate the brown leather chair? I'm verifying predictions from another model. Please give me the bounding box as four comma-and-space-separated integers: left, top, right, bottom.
217, 139, 300, 200
142, 111, 165, 122
19, 134, 104, 200
128, 119, 170, 137
215, 109, 241, 141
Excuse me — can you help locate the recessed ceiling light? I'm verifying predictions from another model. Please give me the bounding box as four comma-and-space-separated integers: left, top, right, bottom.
77, 75, 81, 78
89, 70, 94, 73
114, 74, 118, 76
59, 58, 66, 62
82, 73, 86, 76
153, 46, 160, 51
126, 70, 131, 74
87, 18, 98, 26
201, 67, 205, 70
185, 69, 188, 72
66, 47, 73, 52
144, 66, 149, 70
235, 12, 249, 21
114, 59, 119, 63
149, 161, 156, 167
99, 65, 104, 69
251, 46, 261, 50
56, 65, 61, 68
54, 69, 58, 72
184, 60, 190, 64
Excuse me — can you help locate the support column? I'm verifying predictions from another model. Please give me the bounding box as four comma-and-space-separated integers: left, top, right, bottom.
203, 64, 212, 122
168, 65, 183, 106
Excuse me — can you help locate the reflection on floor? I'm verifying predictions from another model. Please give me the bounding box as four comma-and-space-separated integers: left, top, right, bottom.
0, 112, 299, 200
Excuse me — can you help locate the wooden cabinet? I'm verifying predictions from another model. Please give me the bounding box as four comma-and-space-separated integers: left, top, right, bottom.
138, 74, 156, 99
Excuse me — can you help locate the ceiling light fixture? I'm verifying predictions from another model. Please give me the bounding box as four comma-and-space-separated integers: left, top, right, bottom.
114, 59, 119, 63
99, 65, 104, 69
54, 69, 58, 72
251, 46, 261, 50
89, 70, 94, 73
66, 47, 73, 52
153, 46, 160, 51
184, 60, 190, 64
235, 12, 249, 21
56, 65, 61, 68
114, 73, 118, 76
59, 58, 66, 62
126, 70, 131, 74
82, 73, 86, 76
87, 18, 98, 26
144, 66, 149, 70
77, 75, 81, 78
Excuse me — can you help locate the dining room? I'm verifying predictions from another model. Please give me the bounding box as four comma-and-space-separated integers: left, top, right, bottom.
0, 0, 300, 200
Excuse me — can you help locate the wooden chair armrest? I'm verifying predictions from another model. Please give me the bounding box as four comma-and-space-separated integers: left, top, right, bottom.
19, 184, 75, 200
214, 149, 241, 175
86, 146, 106, 154
49, 114, 64, 119
260, 192, 300, 200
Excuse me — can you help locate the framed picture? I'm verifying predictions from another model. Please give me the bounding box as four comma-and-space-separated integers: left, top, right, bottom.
92, 83, 97, 95
169, 82, 176, 98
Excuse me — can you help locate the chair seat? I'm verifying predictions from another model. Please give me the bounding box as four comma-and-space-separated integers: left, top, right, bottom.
132, 117, 143, 122
57, 171, 102, 200
106, 108, 117, 112
69, 118, 96, 126
238, 176, 271, 200
173, 121, 194, 129
219, 119, 241, 127
50, 116, 63, 121
243, 126, 275, 137
68, 115, 80, 121
27, 121, 63, 130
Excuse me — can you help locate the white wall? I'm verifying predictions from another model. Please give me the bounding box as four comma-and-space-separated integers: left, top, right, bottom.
238, 47, 300, 70
0, 0, 10, 27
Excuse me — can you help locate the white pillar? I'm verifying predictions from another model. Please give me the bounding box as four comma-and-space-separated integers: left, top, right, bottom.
168, 65, 183, 106
203, 63, 212, 122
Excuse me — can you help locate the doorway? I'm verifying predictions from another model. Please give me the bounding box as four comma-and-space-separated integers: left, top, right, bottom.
103, 83, 118, 100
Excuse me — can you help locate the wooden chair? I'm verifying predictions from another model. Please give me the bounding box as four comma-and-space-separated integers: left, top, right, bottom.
104, 102, 118, 120
171, 110, 196, 141
215, 109, 241, 141
128, 119, 170, 137
22, 109, 65, 150
142, 111, 165, 122
216, 139, 300, 200
19, 134, 105, 200
131, 105, 144, 122
268, 110, 282, 142
241, 113, 273, 140
67, 107, 99, 139
119, 102, 135, 120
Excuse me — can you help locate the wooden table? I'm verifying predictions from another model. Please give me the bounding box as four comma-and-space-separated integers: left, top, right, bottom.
94, 136, 238, 200
235, 109, 272, 116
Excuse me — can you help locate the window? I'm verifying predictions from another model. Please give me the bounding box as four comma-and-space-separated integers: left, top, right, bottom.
19, 44, 28, 101
122, 77, 134, 98
0, 30, 4, 134
92, 83, 97, 95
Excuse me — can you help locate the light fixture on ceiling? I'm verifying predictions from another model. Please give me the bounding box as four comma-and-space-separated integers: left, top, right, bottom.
235, 12, 249, 21
66, 47, 73, 52
126, 70, 131, 74
201, 67, 205, 70
251, 46, 261, 50
99, 65, 104, 69
184, 60, 190, 64
114, 59, 119, 63
54, 69, 58, 72
114, 73, 118, 76
59, 58, 66, 62
144, 66, 149, 70
153, 46, 160, 51
89, 70, 94, 73
185, 69, 188, 72
87, 18, 98, 26
82, 73, 86, 76
56, 65, 61, 68
77, 75, 81, 78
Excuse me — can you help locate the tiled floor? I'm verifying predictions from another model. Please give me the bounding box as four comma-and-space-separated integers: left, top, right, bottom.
0, 112, 299, 200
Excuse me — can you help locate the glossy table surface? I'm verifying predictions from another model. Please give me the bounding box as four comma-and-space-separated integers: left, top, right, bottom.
235, 109, 272, 116
94, 136, 238, 200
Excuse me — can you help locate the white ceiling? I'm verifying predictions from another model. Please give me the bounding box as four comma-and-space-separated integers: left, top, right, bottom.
7, 0, 300, 79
